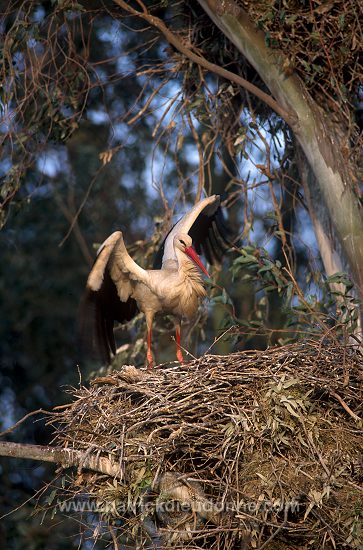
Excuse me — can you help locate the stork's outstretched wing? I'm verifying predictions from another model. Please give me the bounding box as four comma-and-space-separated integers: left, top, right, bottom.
79, 231, 149, 364
79, 197, 233, 365
154, 195, 232, 268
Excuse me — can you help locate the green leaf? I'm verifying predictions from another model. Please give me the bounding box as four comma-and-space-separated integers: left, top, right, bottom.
234, 254, 259, 265
285, 282, 294, 304
258, 261, 274, 273
46, 489, 57, 506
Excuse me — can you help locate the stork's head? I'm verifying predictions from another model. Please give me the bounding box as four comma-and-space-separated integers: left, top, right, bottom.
174, 233, 210, 277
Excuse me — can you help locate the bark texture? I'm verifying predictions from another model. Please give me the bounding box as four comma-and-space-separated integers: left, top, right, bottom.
0, 441, 120, 477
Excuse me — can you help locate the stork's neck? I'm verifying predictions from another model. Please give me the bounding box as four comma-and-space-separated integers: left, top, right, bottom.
174, 246, 203, 281
161, 258, 178, 271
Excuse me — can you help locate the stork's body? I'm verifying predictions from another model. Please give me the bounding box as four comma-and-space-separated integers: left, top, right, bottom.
80, 195, 230, 367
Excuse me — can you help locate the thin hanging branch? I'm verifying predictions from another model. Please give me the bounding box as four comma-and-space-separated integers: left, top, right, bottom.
112, 0, 297, 126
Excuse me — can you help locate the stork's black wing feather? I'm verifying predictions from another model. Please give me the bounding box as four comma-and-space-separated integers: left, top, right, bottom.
153, 203, 232, 269
189, 207, 232, 264
79, 268, 138, 364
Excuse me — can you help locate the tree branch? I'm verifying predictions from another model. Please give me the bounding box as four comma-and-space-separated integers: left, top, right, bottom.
0, 441, 120, 477
112, 0, 296, 126
0, 409, 48, 438
0, 441, 222, 524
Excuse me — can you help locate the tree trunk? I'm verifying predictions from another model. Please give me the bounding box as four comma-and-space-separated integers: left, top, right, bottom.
197, 0, 363, 307
295, 144, 345, 279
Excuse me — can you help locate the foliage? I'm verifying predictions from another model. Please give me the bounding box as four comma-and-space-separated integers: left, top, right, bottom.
228, 244, 361, 343
243, 0, 361, 116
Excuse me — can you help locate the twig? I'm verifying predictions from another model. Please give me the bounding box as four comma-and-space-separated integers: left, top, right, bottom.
258, 506, 288, 548
329, 389, 361, 422
186, 111, 205, 203
112, 0, 296, 126
0, 409, 49, 438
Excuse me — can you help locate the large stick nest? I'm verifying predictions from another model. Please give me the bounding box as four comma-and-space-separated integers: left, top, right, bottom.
48, 341, 363, 549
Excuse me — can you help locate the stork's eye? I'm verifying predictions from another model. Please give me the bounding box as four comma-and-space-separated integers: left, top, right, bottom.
179, 239, 186, 246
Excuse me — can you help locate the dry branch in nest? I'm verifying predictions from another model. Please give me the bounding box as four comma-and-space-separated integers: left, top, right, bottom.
47, 341, 363, 549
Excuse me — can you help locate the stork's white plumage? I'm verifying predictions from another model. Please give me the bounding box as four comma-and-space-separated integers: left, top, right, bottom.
80, 195, 231, 367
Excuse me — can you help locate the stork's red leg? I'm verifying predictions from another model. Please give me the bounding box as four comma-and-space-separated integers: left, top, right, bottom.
147, 327, 153, 369
175, 324, 184, 365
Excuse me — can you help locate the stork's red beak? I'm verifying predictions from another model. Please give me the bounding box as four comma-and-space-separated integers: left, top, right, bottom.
184, 246, 210, 277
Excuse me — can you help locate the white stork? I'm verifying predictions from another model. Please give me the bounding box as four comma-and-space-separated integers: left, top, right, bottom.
80, 195, 231, 367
